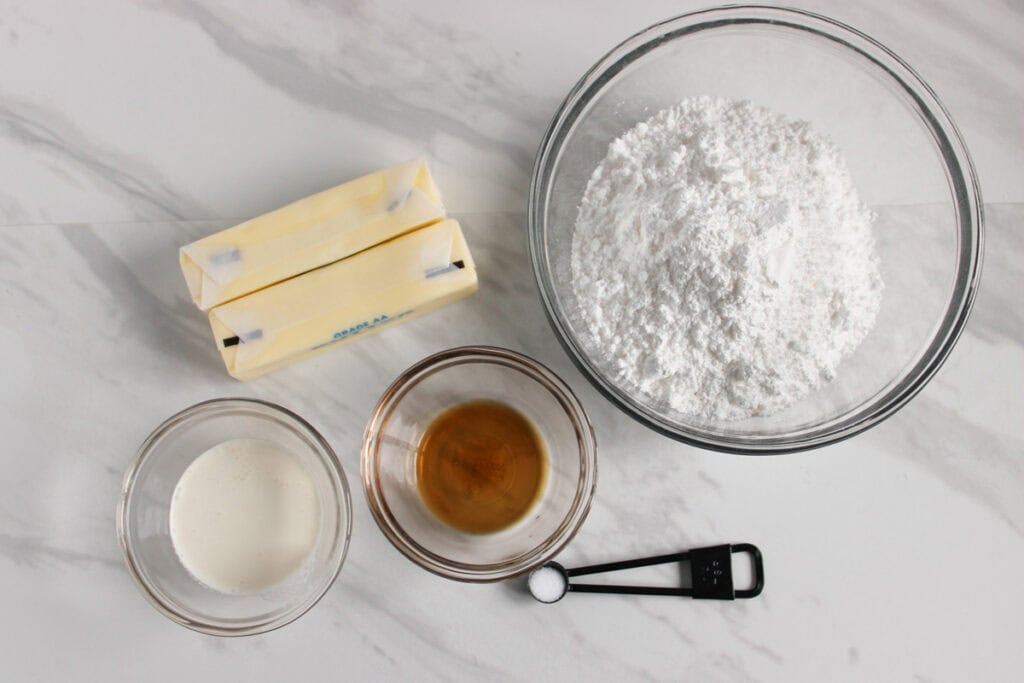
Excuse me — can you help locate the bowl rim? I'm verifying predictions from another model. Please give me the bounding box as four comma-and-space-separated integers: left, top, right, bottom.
116, 397, 353, 636
527, 4, 984, 454
360, 345, 598, 582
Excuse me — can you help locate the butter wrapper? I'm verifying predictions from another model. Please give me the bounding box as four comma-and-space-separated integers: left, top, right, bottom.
208, 219, 478, 380
181, 159, 445, 310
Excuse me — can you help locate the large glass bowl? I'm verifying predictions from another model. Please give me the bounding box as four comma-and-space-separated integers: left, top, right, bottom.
528, 5, 983, 453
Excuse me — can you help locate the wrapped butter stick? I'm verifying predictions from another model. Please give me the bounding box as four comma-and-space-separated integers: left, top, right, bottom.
208, 219, 477, 380
180, 159, 445, 310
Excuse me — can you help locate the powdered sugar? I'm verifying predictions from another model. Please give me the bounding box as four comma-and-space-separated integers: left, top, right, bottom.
571, 96, 883, 420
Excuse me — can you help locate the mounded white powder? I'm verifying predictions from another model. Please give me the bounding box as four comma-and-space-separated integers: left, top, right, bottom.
571, 96, 883, 420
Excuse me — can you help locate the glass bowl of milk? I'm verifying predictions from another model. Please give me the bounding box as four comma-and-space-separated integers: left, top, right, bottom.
117, 398, 352, 636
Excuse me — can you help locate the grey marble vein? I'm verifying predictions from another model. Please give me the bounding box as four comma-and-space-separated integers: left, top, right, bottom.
968, 204, 1024, 341
152, 0, 547, 174
0, 533, 122, 570
57, 223, 215, 362
0, 97, 210, 222
869, 393, 1024, 535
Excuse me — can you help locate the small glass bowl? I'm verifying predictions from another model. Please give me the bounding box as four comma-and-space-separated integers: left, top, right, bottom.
361, 346, 598, 582
117, 398, 352, 636
528, 5, 983, 453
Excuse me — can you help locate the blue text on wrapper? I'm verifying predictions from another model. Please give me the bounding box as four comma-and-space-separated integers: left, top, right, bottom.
312, 310, 416, 350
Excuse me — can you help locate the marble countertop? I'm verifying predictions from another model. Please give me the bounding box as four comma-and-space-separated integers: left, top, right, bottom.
2, 1, 1022, 680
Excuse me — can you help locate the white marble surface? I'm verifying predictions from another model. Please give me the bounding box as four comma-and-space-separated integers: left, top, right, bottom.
1, 1, 1022, 680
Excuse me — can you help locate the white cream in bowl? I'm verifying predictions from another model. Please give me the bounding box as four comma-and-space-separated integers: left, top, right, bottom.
169, 438, 321, 594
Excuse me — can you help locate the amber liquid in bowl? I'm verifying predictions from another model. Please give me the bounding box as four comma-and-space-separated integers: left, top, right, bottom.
416, 400, 547, 534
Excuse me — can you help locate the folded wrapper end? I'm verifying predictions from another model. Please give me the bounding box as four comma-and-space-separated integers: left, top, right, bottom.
180, 244, 242, 311
413, 159, 444, 210
178, 159, 447, 312
384, 159, 446, 221
208, 311, 248, 381
179, 247, 205, 310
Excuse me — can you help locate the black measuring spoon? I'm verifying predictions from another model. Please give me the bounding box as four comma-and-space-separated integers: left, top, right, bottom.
528, 543, 764, 603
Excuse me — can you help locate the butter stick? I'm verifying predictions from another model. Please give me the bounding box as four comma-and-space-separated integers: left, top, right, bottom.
208, 219, 477, 380
181, 159, 446, 310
